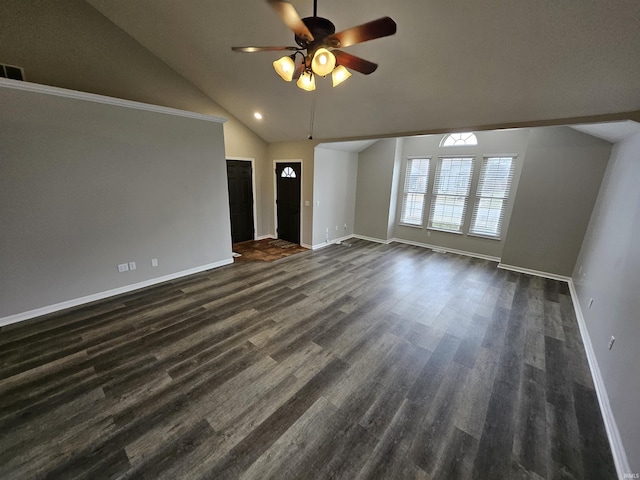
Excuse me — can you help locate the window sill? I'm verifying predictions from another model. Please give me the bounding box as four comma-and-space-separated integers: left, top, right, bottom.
427, 227, 463, 235
468, 232, 502, 241
398, 223, 424, 229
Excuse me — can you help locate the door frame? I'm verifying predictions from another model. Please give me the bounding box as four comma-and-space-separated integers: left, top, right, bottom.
227, 156, 257, 241
273, 159, 303, 245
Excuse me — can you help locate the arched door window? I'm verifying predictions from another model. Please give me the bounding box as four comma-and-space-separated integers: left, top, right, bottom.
281, 166, 297, 178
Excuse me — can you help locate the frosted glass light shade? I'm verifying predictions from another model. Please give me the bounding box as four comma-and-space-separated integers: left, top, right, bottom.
311, 48, 336, 77
273, 56, 295, 82
296, 71, 316, 91
332, 65, 352, 87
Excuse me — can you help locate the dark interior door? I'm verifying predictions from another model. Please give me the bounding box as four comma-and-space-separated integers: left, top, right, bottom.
275, 162, 301, 244
227, 160, 254, 243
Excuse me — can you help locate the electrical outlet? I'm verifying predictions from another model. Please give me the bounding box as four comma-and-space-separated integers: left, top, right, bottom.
344, 224, 347, 230
129, 262, 136, 271
151, 258, 158, 267
118, 263, 129, 273
608, 336, 615, 350
335, 225, 339, 231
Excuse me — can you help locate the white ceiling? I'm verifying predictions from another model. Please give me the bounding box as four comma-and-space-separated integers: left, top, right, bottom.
570, 121, 640, 144
86, 0, 640, 143
317, 139, 378, 152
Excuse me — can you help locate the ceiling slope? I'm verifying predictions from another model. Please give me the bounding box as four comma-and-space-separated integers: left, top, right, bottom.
86, 0, 640, 142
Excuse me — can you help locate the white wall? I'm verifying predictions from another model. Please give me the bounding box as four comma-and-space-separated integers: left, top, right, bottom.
0, 82, 231, 321
572, 132, 640, 474
354, 139, 399, 240
312, 147, 358, 247
386, 138, 403, 240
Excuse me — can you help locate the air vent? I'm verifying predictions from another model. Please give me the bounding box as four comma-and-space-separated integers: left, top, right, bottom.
0, 63, 25, 81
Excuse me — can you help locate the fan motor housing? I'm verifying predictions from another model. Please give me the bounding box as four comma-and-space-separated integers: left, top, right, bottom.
296, 16, 338, 51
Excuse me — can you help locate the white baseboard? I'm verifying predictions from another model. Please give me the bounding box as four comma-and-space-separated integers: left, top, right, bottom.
350, 234, 501, 262
0, 258, 234, 328
497, 263, 571, 282
391, 238, 501, 262
352, 234, 392, 245
312, 234, 355, 250
567, 280, 630, 478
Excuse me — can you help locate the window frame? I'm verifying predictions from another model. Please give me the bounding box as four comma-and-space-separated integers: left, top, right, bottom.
440, 132, 478, 147
427, 156, 475, 234
468, 155, 517, 240
399, 157, 431, 227
397, 132, 519, 241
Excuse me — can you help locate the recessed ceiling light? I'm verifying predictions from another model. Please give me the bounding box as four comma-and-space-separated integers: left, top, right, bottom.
254, 112, 263, 120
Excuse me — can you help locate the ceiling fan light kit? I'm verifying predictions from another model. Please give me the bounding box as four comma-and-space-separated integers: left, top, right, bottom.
273, 55, 296, 81
296, 71, 316, 91
331, 65, 352, 87
310, 48, 336, 77
232, 0, 396, 92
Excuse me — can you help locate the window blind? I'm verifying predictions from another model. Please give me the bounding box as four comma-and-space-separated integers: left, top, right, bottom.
400, 158, 430, 226
428, 157, 474, 232
470, 156, 515, 238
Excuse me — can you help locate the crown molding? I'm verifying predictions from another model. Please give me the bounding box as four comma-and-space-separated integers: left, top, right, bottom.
0, 78, 227, 124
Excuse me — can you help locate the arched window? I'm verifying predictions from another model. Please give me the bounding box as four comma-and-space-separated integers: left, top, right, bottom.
281, 166, 296, 178
440, 132, 478, 147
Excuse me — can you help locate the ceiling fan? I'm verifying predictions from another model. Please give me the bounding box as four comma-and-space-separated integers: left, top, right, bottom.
232, 0, 397, 91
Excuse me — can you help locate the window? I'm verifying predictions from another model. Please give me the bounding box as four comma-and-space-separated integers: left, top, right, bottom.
470, 156, 515, 238
281, 166, 296, 178
400, 158, 430, 225
428, 157, 474, 233
440, 132, 478, 147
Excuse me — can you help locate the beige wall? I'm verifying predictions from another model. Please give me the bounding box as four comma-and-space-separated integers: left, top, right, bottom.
0, 83, 231, 320
267, 140, 319, 247
573, 132, 640, 473
501, 127, 611, 276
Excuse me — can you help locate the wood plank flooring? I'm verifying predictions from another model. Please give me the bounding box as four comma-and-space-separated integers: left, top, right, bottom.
0, 239, 616, 479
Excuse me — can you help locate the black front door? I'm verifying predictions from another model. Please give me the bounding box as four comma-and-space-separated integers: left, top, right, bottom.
275, 162, 301, 244
227, 160, 254, 243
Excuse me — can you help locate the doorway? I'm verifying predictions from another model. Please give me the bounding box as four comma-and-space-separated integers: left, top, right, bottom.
275, 161, 301, 244
226, 159, 255, 244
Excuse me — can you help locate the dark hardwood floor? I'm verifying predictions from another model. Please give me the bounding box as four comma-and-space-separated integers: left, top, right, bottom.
0, 239, 616, 479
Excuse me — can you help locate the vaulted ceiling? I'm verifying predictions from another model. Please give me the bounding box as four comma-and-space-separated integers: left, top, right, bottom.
87, 0, 640, 143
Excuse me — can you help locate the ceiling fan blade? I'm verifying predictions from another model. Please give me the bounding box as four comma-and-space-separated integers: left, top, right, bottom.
231, 46, 299, 53
267, 0, 314, 41
329, 17, 396, 48
333, 50, 378, 75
